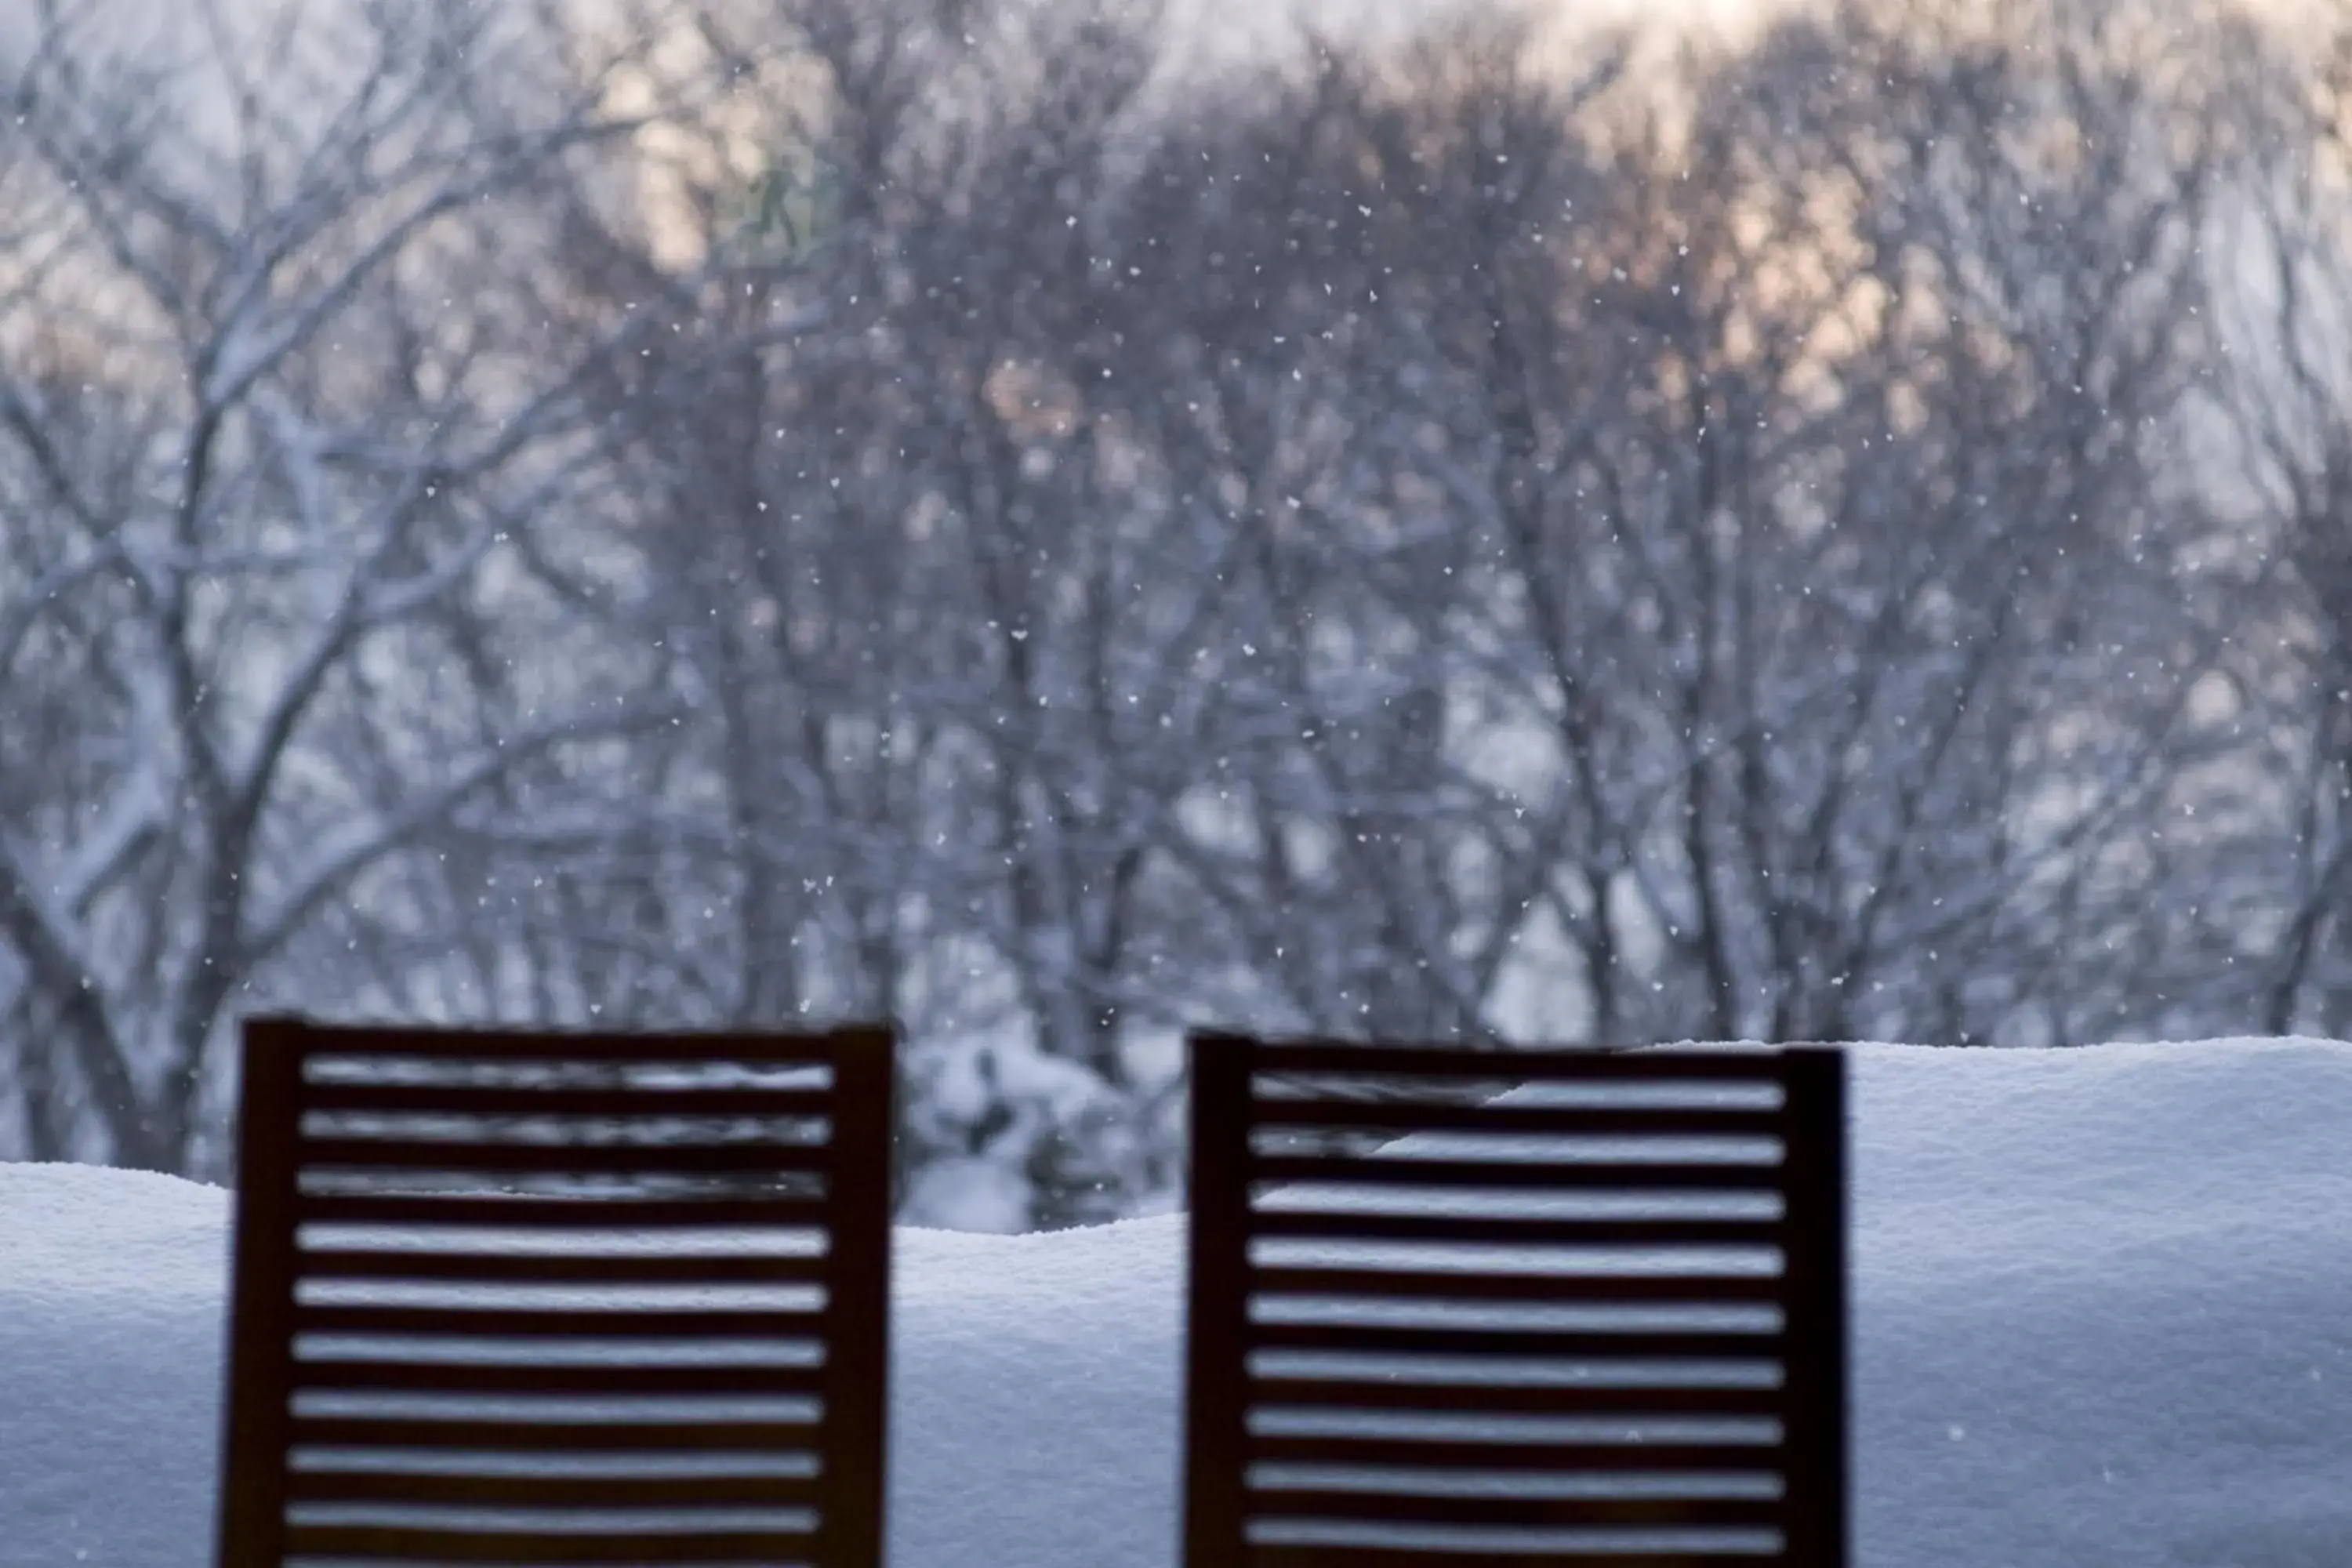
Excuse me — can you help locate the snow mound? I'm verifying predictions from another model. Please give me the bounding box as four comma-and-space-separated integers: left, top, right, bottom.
5, 1039, 2351, 1567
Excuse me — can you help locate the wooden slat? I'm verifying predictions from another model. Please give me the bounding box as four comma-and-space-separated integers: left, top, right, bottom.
293, 1025, 840, 1065
281, 1523, 818, 1563
1248, 1321, 1783, 1360
1251, 1210, 1784, 1247
1250, 1547, 1769, 1568
296, 1138, 830, 1177
289, 1360, 824, 1396
1250, 1265, 1786, 1305
1246, 1378, 1785, 1417
295, 1193, 830, 1229
296, 1249, 828, 1286
1247, 1432, 1784, 1474
301, 1083, 834, 1119
1250, 1101, 1787, 1138
294, 1305, 824, 1339
285, 1470, 819, 1508
1250, 1155, 1784, 1192
1247, 1489, 1783, 1530
289, 1416, 818, 1451
1243, 1040, 1793, 1083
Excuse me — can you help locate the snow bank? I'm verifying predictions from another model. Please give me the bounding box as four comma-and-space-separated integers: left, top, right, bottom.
5, 1039, 2351, 1568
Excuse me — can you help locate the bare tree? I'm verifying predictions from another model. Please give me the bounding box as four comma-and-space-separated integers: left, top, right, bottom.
2205, 10, 2352, 1033
0, 0, 712, 1174
0, 0, 2332, 1224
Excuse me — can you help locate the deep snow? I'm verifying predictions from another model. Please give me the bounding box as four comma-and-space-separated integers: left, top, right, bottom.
5, 1039, 2352, 1566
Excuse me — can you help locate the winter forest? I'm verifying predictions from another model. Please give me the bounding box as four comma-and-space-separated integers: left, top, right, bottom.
0, 0, 2348, 1229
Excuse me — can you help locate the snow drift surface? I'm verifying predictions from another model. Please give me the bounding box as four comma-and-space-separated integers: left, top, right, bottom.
5, 1040, 2352, 1567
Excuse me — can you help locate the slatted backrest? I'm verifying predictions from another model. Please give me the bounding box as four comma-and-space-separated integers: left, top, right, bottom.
1183, 1034, 1847, 1568
216, 1018, 895, 1568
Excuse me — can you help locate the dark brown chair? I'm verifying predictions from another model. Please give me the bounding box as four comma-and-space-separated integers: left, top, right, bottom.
215, 1018, 895, 1567
1182, 1033, 1847, 1568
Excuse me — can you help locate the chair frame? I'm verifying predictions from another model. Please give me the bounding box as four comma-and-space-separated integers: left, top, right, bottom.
214, 1016, 895, 1568
1181, 1033, 1848, 1568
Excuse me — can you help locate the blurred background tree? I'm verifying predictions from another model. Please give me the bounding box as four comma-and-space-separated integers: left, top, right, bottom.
0, 0, 2340, 1228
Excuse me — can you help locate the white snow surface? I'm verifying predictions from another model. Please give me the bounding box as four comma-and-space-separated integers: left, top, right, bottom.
6, 1039, 2352, 1566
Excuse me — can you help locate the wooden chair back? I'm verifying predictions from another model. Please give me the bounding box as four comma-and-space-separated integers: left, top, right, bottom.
1182, 1033, 1848, 1567
215, 1017, 895, 1567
